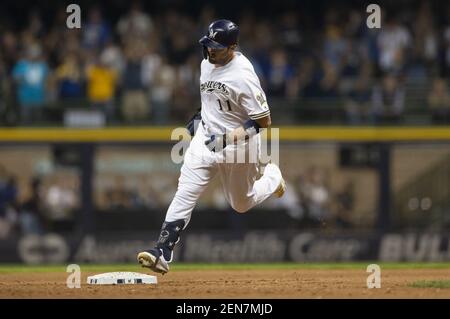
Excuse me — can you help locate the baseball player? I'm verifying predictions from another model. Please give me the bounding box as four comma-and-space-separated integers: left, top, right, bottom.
137, 19, 285, 274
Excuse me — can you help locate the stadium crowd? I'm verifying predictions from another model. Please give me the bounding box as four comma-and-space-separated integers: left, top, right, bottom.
0, 1, 450, 125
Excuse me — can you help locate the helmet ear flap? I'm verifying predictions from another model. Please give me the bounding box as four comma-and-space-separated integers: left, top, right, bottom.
202, 46, 208, 60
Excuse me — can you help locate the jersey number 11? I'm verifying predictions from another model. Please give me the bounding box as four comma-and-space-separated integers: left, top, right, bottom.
217, 99, 232, 111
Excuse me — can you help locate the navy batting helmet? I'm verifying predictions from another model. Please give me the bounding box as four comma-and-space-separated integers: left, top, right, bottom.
199, 19, 239, 58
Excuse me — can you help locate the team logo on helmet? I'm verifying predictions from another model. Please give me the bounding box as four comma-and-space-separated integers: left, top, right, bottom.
209, 29, 218, 39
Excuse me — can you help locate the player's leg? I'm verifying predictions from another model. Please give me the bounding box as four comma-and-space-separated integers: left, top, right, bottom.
138, 126, 217, 274
219, 161, 284, 213
138, 158, 216, 273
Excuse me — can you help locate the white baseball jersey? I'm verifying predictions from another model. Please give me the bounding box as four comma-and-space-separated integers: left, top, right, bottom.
199, 51, 270, 135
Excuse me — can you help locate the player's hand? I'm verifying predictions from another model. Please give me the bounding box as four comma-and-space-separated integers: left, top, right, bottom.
205, 134, 227, 152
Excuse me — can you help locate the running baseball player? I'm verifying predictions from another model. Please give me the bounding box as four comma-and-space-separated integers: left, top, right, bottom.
137, 19, 285, 274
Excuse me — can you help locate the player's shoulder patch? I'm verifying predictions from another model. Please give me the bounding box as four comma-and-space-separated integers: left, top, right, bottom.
256, 91, 268, 108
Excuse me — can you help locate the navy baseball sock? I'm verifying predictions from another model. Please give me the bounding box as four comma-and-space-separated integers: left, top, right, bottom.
155, 219, 185, 262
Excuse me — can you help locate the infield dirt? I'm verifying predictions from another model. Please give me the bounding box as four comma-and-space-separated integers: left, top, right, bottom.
1, 269, 450, 298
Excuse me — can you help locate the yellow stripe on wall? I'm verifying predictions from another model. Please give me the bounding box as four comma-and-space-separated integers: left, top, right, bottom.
0, 126, 450, 142
277, 127, 450, 141
0, 127, 175, 142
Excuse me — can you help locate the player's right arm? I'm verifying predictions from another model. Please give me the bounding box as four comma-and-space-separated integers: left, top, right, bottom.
204, 114, 270, 152
225, 114, 271, 144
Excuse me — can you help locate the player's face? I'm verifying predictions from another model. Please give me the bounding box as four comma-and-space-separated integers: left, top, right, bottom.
207, 47, 233, 65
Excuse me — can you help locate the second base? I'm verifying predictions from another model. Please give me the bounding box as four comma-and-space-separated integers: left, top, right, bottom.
87, 272, 157, 285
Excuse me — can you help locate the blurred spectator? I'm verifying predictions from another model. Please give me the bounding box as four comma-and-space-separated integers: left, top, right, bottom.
172, 53, 201, 122
166, 32, 195, 66
277, 12, 302, 58
444, 23, 450, 77
333, 180, 355, 228
86, 54, 118, 123
428, 78, 450, 124
249, 21, 274, 77
137, 175, 161, 209
120, 42, 149, 123
0, 56, 6, 122
266, 49, 295, 96
298, 166, 331, 225
323, 24, 348, 72
105, 175, 132, 210
1, 31, 19, 69
344, 71, 372, 125
100, 40, 125, 75
262, 180, 304, 220
116, 1, 154, 43
318, 61, 339, 98
20, 177, 45, 235
0, 168, 18, 238
376, 16, 412, 74
411, 2, 438, 77
150, 58, 176, 124
12, 43, 49, 124
371, 74, 405, 124
55, 52, 84, 100
27, 10, 45, 38
141, 39, 162, 88
163, 10, 197, 66
82, 7, 111, 50
44, 174, 78, 220
297, 56, 317, 98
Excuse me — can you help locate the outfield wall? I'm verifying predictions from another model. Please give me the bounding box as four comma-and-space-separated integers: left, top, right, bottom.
1, 231, 450, 264
1, 126, 450, 263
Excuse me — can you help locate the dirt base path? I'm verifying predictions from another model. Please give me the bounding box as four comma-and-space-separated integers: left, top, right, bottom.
1, 269, 450, 298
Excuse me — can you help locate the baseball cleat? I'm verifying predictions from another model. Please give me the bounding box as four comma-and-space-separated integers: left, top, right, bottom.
274, 177, 286, 198
264, 163, 286, 198
137, 248, 169, 275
